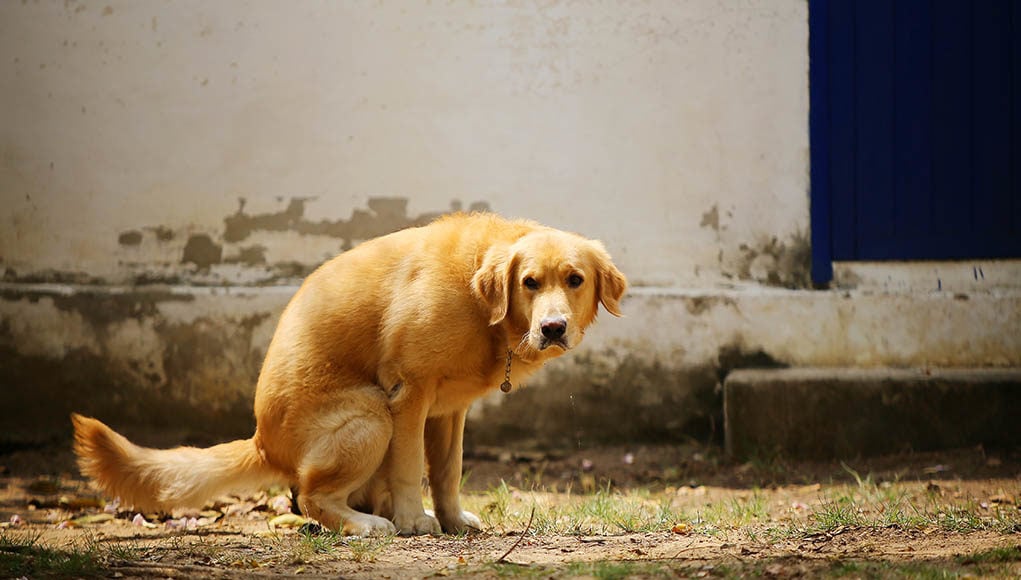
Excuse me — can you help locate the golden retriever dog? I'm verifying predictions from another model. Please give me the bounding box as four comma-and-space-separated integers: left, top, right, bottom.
72, 212, 626, 536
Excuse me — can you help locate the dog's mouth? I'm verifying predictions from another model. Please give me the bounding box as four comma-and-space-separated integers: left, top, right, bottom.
538, 337, 569, 351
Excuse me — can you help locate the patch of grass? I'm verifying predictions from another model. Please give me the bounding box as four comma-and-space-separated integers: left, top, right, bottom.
695, 491, 770, 538
488, 559, 674, 579
469, 482, 683, 536
537, 488, 679, 535
345, 533, 395, 563
286, 526, 395, 564
486, 556, 1009, 580
297, 526, 343, 557
825, 558, 959, 579
466, 473, 1021, 550
102, 539, 146, 562
558, 560, 675, 579
811, 495, 868, 530
0, 532, 101, 577
478, 480, 513, 529
956, 544, 1021, 565
180, 535, 233, 565
782, 474, 1021, 539
931, 503, 986, 533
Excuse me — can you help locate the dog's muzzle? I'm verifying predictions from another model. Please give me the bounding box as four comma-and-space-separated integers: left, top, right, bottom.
538, 316, 569, 351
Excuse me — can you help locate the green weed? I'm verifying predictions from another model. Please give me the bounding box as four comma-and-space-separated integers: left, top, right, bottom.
345, 533, 395, 563
0, 531, 101, 577
697, 491, 769, 533
956, 544, 1021, 565
487, 559, 674, 579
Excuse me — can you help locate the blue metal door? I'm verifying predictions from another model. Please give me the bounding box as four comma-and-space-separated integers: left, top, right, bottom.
810, 0, 1021, 284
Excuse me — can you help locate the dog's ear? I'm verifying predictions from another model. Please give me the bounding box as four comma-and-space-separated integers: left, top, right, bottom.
589, 240, 627, 317
472, 245, 515, 325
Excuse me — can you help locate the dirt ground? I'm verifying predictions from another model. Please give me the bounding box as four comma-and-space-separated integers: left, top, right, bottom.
1, 443, 1019, 578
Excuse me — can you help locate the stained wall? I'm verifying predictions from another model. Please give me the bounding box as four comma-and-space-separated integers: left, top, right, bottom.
1, 1, 1017, 448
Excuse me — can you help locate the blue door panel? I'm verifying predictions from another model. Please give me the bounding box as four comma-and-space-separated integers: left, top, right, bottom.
973, 1, 1013, 236
855, 0, 896, 247
892, 0, 931, 240
825, 0, 857, 263
811, 0, 1021, 283
928, 0, 972, 239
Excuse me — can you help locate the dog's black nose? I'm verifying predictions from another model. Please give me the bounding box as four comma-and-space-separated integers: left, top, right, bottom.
540, 317, 567, 340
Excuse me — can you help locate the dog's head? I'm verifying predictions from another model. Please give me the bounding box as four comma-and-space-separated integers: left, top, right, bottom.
472, 228, 627, 358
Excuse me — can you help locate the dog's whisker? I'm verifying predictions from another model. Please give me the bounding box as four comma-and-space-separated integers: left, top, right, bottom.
512, 333, 530, 356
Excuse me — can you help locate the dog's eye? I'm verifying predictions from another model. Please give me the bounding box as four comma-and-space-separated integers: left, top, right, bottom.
568, 274, 584, 288
523, 277, 540, 290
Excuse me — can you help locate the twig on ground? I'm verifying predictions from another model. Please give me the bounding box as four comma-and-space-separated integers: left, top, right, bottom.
666, 542, 703, 560
496, 506, 536, 564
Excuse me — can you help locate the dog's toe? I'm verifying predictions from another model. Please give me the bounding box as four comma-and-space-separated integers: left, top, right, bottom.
394, 511, 442, 536
440, 510, 483, 534
343, 513, 396, 537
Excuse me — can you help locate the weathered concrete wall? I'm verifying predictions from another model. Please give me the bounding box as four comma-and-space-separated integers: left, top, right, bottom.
0, 0, 809, 289
0, 285, 285, 445
2, 282, 1018, 449
1, 1, 1019, 450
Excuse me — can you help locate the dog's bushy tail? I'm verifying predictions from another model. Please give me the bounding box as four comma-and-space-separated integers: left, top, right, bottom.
71, 413, 288, 512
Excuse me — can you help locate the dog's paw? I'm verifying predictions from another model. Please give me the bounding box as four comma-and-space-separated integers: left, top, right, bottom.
393, 511, 442, 536
438, 510, 483, 534
342, 513, 396, 537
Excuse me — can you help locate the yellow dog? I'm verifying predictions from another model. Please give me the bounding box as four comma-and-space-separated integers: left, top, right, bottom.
73, 212, 626, 535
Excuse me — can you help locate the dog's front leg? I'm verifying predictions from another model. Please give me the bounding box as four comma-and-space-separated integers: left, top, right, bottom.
426, 409, 482, 534
388, 387, 442, 536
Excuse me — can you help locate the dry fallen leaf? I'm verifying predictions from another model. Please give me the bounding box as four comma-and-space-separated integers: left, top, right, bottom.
58, 495, 105, 510
71, 513, 114, 526
671, 523, 691, 535
269, 513, 308, 529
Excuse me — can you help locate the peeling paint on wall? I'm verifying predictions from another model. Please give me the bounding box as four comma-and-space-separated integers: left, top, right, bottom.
150, 226, 175, 242
223, 197, 491, 249
732, 230, 812, 288
2, 269, 109, 286
224, 245, 267, 267
699, 204, 720, 232
118, 230, 143, 246
81, 197, 495, 286
181, 234, 223, 270
683, 295, 737, 317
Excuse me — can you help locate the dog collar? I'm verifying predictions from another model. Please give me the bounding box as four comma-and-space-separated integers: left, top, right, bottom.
500, 349, 513, 393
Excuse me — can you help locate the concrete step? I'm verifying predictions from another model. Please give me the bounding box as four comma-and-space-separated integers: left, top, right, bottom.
724, 367, 1021, 460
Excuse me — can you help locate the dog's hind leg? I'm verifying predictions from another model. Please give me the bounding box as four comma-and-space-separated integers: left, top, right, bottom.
296, 388, 396, 536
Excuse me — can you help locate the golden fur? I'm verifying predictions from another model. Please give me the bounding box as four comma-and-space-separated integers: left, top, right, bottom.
72, 213, 627, 535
